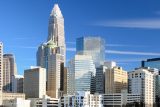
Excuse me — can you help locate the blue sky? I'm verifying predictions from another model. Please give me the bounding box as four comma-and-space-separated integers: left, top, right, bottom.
1, 0, 160, 74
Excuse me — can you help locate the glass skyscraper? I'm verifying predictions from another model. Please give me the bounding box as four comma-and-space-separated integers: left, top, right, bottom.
76, 37, 105, 67
67, 55, 96, 94
142, 58, 160, 70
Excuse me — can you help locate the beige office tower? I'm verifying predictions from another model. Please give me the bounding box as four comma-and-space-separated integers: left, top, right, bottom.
24, 67, 46, 98
3, 57, 10, 92
0, 42, 3, 105
105, 66, 128, 94
37, 4, 66, 98
63, 67, 67, 94
3, 54, 17, 92
47, 54, 64, 98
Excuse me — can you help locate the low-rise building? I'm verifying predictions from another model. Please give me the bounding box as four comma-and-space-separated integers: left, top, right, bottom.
61, 91, 103, 107
2, 92, 25, 101
29, 95, 59, 107
3, 98, 30, 107
103, 90, 140, 107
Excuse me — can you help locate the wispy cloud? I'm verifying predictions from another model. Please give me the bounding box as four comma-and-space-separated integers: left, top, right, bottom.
107, 44, 148, 48
7, 46, 37, 49
14, 37, 32, 40
106, 50, 160, 56
113, 58, 146, 62
66, 42, 76, 45
66, 41, 148, 48
94, 19, 160, 29
66, 47, 76, 52
117, 62, 131, 65
18, 58, 36, 61
66, 47, 160, 56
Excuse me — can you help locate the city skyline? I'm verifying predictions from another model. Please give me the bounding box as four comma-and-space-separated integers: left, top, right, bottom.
1, 0, 160, 74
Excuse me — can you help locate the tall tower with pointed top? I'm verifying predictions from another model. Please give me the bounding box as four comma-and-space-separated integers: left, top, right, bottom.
48, 4, 65, 59
37, 4, 66, 98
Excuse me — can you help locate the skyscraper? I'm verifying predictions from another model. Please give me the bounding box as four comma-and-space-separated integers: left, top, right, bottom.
95, 65, 106, 94
47, 54, 64, 98
37, 4, 66, 98
0, 42, 3, 105
37, 4, 65, 70
142, 58, 160, 70
67, 55, 96, 94
3, 54, 17, 92
76, 37, 105, 67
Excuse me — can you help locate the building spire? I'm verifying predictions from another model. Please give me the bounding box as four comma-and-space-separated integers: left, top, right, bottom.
47, 4, 64, 43
50, 4, 63, 18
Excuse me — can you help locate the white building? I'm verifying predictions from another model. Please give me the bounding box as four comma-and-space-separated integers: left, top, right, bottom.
12, 75, 24, 93
24, 67, 46, 98
29, 95, 59, 107
103, 90, 140, 107
67, 55, 96, 94
104, 61, 116, 69
2, 92, 26, 107
3, 98, 30, 107
61, 91, 103, 107
128, 68, 155, 107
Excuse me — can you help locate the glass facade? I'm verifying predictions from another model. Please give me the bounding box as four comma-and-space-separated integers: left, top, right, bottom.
76, 37, 105, 67
142, 58, 160, 70
67, 55, 96, 94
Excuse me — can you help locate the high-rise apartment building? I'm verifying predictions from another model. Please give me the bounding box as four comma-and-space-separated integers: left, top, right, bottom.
37, 4, 66, 98
0, 42, 3, 105
24, 67, 46, 98
128, 68, 155, 107
12, 75, 24, 93
3, 54, 17, 92
76, 37, 105, 67
67, 55, 96, 94
105, 66, 128, 94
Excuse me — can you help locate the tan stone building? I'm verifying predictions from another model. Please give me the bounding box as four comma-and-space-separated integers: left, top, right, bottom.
3, 54, 17, 92
105, 66, 128, 94
63, 67, 67, 94
24, 67, 46, 98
